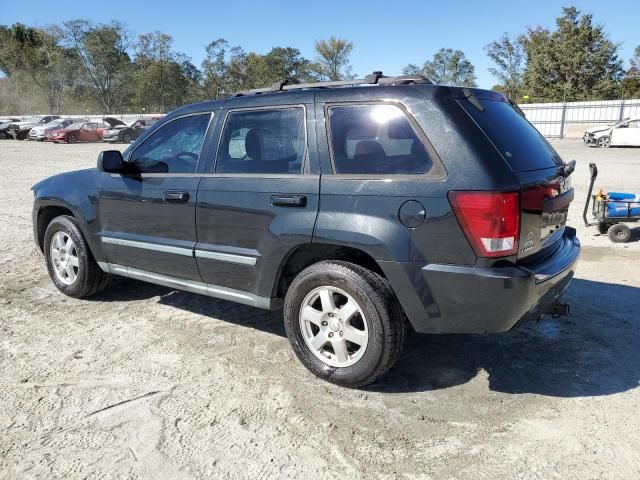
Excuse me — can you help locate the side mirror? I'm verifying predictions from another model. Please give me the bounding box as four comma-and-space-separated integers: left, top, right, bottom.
97, 150, 125, 173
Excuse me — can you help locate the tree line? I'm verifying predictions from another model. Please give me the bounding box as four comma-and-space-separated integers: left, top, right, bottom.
1, 6, 639, 115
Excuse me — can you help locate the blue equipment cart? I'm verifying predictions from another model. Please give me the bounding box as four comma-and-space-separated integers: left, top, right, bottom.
583, 163, 639, 243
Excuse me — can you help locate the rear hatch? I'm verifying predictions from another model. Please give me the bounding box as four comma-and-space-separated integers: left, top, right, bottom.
456, 89, 574, 260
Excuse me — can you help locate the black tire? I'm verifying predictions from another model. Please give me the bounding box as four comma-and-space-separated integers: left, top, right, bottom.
607, 223, 631, 243
284, 260, 406, 388
122, 133, 132, 143
43, 215, 110, 298
597, 136, 611, 148
67, 134, 77, 144
597, 222, 609, 234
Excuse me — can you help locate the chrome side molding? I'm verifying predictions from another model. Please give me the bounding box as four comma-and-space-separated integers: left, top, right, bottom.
97, 262, 281, 310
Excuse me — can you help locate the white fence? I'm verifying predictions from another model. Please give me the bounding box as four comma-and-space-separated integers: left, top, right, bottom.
520, 99, 640, 139
4, 100, 640, 139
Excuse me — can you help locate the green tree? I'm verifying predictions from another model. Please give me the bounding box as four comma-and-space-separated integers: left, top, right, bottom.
0, 24, 76, 113
621, 45, 640, 98
133, 31, 197, 111
62, 20, 133, 113
201, 39, 248, 98
630, 46, 640, 74
404, 48, 476, 87
520, 7, 623, 101
312, 37, 354, 80
485, 33, 525, 99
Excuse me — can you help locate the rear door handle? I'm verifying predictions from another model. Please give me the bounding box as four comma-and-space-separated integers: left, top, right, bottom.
163, 191, 190, 203
270, 194, 307, 207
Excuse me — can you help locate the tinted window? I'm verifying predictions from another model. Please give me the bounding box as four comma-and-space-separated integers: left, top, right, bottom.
460, 98, 562, 172
216, 108, 306, 174
328, 104, 432, 175
130, 114, 210, 174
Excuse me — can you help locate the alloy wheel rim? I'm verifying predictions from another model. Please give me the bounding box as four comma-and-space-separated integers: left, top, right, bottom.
299, 286, 369, 367
598, 137, 609, 147
50, 231, 79, 285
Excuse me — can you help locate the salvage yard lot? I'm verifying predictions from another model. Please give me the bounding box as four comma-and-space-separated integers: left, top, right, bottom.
0, 140, 639, 479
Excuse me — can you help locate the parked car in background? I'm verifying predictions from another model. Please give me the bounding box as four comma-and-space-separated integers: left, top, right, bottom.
102, 116, 162, 144
29, 118, 86, 141
584, 118, 640, 147
0, 118, 23, 139
45, 121, 110, 143
7, 115, 62, 140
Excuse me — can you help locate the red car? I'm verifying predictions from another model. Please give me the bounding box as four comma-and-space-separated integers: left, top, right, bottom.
45, 121, 112, 143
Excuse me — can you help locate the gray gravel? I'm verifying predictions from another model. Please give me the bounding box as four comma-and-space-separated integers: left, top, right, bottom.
0, 139, 639, 479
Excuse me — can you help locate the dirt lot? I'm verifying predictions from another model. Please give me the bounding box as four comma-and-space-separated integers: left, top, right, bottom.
0, 140, 639, 479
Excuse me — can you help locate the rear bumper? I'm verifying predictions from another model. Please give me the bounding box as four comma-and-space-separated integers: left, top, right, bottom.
380, 227, 580, 334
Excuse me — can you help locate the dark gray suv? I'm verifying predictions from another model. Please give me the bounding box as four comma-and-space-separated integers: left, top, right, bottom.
31, 73, 580, 387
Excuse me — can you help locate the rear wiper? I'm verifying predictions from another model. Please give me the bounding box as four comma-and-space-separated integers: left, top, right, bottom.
508, 98, 526, 118
462, 88, 485, 112
559, 159, 576, 177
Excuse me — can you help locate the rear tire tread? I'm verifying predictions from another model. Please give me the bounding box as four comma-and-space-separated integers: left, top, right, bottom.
284, 260, 406, 388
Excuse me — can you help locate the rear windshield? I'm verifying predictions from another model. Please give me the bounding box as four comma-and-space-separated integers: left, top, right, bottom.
460, 98, 562, 172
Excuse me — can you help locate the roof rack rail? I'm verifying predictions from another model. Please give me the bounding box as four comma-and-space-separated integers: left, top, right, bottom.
233, 71, 432, 97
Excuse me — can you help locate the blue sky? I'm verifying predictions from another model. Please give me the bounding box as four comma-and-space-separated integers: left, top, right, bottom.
3, 0, 639, 88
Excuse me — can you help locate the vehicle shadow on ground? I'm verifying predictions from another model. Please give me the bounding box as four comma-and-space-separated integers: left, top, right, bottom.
91, 276, 286, 337
370, 278, 640, 397
92, 277, 640, 398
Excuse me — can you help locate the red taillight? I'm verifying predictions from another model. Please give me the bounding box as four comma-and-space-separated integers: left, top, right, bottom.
449, 191, 520, 258
521, 183, 560, 213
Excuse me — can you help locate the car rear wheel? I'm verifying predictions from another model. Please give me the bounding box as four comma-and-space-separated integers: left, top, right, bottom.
284, 260, 406, 388
44, 215, 110, 298
67, 134, 77, 144
597, 136, 611, 148
607, 223, 631, 243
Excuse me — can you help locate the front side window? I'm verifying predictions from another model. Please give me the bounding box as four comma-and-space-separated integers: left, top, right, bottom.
216, 108, 306, 174
328, 104, 433, 175
130, 114, 210, 174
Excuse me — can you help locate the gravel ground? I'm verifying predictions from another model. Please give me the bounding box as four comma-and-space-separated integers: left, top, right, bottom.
0, 139, 639, 480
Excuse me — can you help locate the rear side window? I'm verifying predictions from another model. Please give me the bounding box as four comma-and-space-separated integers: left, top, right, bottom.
327, 104, 433, 175
216, 108, 306, 174
460, 98, 562, 172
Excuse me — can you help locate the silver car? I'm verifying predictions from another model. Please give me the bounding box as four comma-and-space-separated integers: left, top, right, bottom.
29, 118, 86, 141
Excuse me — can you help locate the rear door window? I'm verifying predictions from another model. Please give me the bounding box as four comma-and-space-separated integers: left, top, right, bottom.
460, 97, 563, 172
216, 108, 306, 174
327, 104, 433, 175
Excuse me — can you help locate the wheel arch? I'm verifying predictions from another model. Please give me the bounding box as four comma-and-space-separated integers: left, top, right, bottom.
269, 242, 387, 299
34, 201, 103, 262
36, 205, 75, 251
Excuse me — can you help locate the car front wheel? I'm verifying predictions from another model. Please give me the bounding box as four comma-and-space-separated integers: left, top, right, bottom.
44, 215, 110, 298
597, 136, 611, 148
284, 260, 406, 388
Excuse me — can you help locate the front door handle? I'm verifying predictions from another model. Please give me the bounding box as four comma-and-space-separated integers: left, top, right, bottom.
163, 191, 190, 203
271, 194, 307, 207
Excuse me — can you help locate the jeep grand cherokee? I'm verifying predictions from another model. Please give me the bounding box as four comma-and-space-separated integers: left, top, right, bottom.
32, 72, 580, 387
